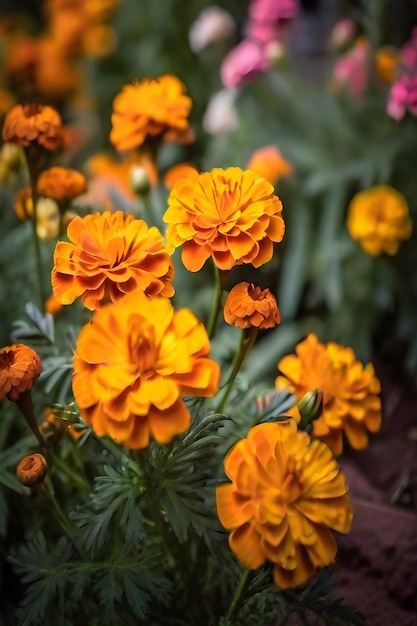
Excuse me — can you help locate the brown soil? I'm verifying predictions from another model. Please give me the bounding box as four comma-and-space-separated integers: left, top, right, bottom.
334, 357, 417, 625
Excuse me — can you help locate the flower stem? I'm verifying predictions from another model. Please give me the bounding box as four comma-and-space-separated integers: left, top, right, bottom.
49, 451, 91, 493
25, 148, 47, 309
15, 390, 46, 447
40, 476, 86, 558
207, 265, 229, 340
217, 328, 258, 414
226, 568, 253, 623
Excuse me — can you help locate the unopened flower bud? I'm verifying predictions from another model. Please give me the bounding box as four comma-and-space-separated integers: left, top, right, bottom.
298, 389, 323, 429
130, 165, 151, 196
16, 453, 48, 487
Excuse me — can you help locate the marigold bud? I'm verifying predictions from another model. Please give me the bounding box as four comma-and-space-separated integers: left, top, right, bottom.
16, 453, 48, 487
129, 165, 151, 196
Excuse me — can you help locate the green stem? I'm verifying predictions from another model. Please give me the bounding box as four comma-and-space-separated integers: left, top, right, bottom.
49, 451, 91, 493
40, 477, 86, 558
207, 265, 229, 340
15, 390, 46, 447
25, 149, 47, 309
226, 568, 253, 623
217, 329, 258, 414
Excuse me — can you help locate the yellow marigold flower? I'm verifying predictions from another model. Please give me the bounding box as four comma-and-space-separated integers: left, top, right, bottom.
14, 188, 61, 238
14, 186, 33, 221
52, 211, 175, 310
36, 198, 61, 239
224, 282, 281, 329
216, 420, 353, 589
246, 146, 293, 185
2, 103, 64, 151
276, 333, 382, 455
0, 344, 43, 402
110, 75, 192, 151
163, 162, 199, 190
72, 291, 220, 449
347, 186, 412, 256
37, 166, 87, 201
16, 453, 48, 487
164, 167, 285, 271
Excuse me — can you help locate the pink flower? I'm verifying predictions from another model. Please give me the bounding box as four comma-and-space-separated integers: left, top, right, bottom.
387, 73, 417, 120
401, 26, 417, 70
329, 18, 355, 51
332, 39, 368, 96
249, 0, 298, 23
221, 39, 271, 88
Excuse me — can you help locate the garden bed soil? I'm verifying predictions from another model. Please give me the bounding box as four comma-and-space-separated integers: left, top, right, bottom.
334, 356, 417, 626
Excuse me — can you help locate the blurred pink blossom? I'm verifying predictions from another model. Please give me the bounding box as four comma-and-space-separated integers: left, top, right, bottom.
387, 73, 417, 120
248, 0, 298, 23
220, 0, 298, 88
400, 26, 417, 69
189, 6, 235, 53
329, 18, 355, 51
332, 39, 368, 95
221, 39, 271, 88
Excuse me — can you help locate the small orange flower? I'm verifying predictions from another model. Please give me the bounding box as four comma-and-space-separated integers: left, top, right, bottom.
376, 46, 399, 84
164, 167, 285, 271
224, 282, 281, 329
216, 420, 353, 589
2, 103, 64, 151
16, 453, 48, 487
72, 291, 220, 448
36, 39, 82, 101
347, 186, 412, 256
163, 162, 199, 190
45, 293, 64, 315
37, 167, 87, 201
276, 333, 382, 455
110, 75, 192, 151
246, 146, 293, 185
0, 344, 43, 402
52, 211, 175, 310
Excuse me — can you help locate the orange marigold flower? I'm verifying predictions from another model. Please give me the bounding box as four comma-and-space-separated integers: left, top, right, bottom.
276, 333, 382, 455
110, 75, 192, 151
52, 210, 175, 310
0, 344, 43, 402
224, 282, 281, 329
16, 453, 48, 487
164, 167, 285, 271
246, 146, 293, 185
2, 103, 64, 151
37, 166, 87, 201
72, 291, 220, 448
216, 420, 353, 589
163, 162, 199, 190
347, 186, 412, 256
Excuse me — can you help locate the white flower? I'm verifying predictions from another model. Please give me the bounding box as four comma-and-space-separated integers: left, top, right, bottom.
189, 6, 235, 53
202, 89, 239, 135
